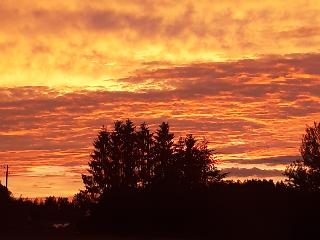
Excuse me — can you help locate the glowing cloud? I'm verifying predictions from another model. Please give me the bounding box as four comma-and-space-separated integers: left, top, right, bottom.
0, 0, 319, 196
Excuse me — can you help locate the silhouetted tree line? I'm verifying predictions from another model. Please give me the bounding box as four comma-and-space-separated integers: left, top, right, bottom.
75, 120, 320, 239
81, 120, 226, 201
2, 120, 320, 239
0, 191, 81, 236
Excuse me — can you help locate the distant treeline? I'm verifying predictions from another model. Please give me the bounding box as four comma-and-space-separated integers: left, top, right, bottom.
1, 120, 320, 239
2, 180, 320, 239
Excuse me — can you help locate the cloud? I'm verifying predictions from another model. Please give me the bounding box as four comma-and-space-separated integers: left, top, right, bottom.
279, 27, 320, 39
1, 0, 320, 196
1, 0, 320, 90
223, 167, 284, 178
120, 53, 320, 99
223, 156, 300, 166
1, 53, 320, 169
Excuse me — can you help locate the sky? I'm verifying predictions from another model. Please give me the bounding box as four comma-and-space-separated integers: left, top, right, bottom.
0, 0, 320, 197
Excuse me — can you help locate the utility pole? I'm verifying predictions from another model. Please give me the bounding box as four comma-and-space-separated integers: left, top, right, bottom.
5, 165, 8, 189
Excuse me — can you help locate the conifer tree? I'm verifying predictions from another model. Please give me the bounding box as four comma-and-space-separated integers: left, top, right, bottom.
136, 123, 154, 187
82, 127, 111, 199
82, 120, 226, 200
152, 122, 174, 184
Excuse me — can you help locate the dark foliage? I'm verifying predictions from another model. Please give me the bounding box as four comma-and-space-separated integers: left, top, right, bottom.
0, 191, 81, 237
82, 120, 225, 200
2, 181, 320, 239
79, 180, 320, 240
75, 120, 320, 239
285, 122, 320, 191
3, 121, 320, 239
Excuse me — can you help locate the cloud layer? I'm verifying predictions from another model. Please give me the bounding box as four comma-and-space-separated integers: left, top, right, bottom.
1, 0, 320, 87
1, 52, 320, 196
1, 0, 320, 196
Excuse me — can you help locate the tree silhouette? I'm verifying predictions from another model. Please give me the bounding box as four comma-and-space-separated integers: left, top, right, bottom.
174, 134, 226, 187
109, 120, 125, 190
136, 123, 154, 187
121, 119, 138, 188
82, 120, 225, 200
152, 122, 175, 185
285, 122, 320, 191
82, 126, 111, 200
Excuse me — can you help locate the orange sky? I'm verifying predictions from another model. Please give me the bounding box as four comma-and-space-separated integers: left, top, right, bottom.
0, 0, 320, 197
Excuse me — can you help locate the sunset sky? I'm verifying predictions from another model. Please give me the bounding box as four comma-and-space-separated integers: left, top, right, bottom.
1, 0, 320, 197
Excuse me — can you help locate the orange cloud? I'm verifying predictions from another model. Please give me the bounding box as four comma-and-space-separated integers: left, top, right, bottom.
1, 53, 320, 196
1, 0, 320, 196
1, 0, 320, 87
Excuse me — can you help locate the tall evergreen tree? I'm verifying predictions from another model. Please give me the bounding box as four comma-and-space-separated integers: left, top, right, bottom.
152, 122, 174, 184
109, 120, 125, 189
122, 119, 138, 188
183, 134, 200, 186
136, 123, 154, 187
82, 127, 111, 200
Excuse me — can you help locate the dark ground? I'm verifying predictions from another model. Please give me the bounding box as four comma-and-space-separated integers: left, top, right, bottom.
2, 181, 320, 240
